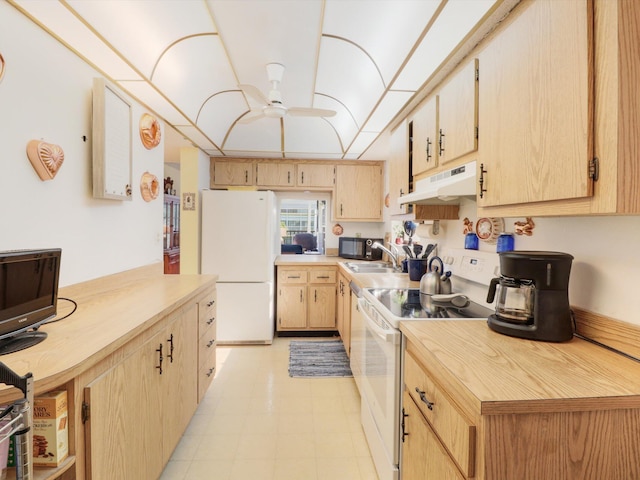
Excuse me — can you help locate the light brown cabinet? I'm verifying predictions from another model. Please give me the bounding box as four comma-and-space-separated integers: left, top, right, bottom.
336, 271, 352, 357
255, 162, 296, 187
277, 266, 337, 331
83, 303, 198, 480
412, 95, 439, 176
438, 59, 478, 166
197, 289, 217, 401
388, 122, 410, 216
297, 163, 335, 188
212, 159, 254, 186
402, 390, 464, 480
334, 164, 383, 221
477, 0, 592, 209
401, 320, 640, 479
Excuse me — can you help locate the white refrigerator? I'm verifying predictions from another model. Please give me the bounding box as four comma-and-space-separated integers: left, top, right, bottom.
200, 190, 279, 344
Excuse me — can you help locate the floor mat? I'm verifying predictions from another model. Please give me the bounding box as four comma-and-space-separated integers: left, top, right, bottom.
288, 340, 353, 377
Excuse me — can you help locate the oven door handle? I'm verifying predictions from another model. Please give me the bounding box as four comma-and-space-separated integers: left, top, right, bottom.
359, 299, 399, 343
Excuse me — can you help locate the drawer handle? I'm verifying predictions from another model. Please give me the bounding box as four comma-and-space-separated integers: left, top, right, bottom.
415, 387, 434, 410
206, 367, 215, 377
207, 339, 216, 348
207, 317, 215, 325
317, 276, 330, 279
207, 300, 215, 307
288, 275, 301, 279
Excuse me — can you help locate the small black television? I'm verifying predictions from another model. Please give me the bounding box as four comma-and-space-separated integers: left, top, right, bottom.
0, 248, 61, 355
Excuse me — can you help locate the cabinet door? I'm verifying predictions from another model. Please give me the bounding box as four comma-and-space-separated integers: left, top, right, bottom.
277, 286, 307, 329
388, 122, 410, 216
297, 164, 335, 187
84, 335, 164, 480
256, 162, 296, 187
402, 392, 464, 480
477, 0, 592, 207
438, 59, 478, 165
412, 96, 438, 176
308, 285, 336, 329
213, 161, 254, 186
335, 164, 383, 221
162, 305, 198, 461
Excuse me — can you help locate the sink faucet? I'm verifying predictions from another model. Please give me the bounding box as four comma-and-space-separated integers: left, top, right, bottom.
372, 241, 402, 271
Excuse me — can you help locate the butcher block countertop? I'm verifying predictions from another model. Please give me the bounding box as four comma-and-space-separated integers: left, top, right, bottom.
0, 264, 217, 400
401, 320, 640, 415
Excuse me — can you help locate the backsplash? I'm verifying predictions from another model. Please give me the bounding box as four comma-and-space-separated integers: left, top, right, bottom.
410, 198, 640, 327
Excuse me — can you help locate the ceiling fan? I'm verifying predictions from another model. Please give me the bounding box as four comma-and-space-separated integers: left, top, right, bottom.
238, 63, 336, 124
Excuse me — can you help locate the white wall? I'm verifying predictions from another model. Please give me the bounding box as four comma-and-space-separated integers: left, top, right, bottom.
403, 197, 640, 326
0, 3, 164, 287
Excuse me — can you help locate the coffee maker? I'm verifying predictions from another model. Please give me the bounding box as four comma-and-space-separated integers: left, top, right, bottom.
486, 251, 574, 342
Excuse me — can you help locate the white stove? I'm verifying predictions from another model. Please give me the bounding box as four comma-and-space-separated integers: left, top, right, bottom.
350, 248, 500, 480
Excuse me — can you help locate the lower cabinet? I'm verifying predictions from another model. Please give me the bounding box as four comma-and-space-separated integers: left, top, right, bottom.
336, 271, 352, 356
402, 390, 464, 480
83, 298, 204, 479
277, 266, 337, 331
197, 289, 217, 401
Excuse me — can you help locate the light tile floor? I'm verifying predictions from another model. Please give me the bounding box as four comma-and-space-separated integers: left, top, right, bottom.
159, 336, 379, 480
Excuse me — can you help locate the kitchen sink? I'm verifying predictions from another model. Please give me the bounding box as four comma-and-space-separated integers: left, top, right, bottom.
344, 262, 397, 274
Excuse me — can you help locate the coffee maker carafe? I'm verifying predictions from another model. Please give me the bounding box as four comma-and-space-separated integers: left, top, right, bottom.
486, 251, 574, 342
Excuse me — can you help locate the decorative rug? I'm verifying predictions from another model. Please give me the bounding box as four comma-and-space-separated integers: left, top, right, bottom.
288, 340, 353, 377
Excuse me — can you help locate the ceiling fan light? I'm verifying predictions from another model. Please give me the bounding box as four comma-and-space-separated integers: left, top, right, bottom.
263, 104, 287, 118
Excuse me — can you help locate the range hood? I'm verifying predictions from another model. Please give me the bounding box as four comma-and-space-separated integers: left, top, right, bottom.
399, 160, 477, 206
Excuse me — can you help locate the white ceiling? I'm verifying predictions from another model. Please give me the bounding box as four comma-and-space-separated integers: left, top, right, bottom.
10, 0, 517, 161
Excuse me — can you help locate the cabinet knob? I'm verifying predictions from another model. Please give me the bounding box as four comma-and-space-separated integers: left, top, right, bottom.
415, 387, 434, 410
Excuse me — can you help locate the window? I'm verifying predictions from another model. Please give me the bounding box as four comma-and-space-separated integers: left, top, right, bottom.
280, 198, 327, 254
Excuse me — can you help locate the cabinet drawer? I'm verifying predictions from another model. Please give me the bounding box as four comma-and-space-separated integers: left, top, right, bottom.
198, 350, 216, 399
404, 350, 476, 477
199, 307, 216, 338
278, 269, 308, 284
309, 269, 336, 283
198, 290, 216, 322
199, 328, 217, 364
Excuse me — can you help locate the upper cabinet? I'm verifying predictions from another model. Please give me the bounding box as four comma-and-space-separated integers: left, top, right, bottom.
411, 96, 439, 176
212, 159, 254, 186
256, 162, 296, 187
297, 163, 335, 188
334, 164, 383, 221
438, 59, 479, 166
476, 0, 593, 209
388, 121, 410, 216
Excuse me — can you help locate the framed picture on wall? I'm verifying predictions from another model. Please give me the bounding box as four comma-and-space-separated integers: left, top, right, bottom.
92, 77, 132, 200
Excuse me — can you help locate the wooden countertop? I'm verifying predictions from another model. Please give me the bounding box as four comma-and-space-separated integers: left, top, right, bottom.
401, 320, 640, 415
0, 264, 216, 400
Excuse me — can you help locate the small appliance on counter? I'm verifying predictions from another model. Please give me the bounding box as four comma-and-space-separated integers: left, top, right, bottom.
338, 236, 383, 260
486, 251, 574, 342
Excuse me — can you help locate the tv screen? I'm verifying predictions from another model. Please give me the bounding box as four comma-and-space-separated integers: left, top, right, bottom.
0, 249, 61, 354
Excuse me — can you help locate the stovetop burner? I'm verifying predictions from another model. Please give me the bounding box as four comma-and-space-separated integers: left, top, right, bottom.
365, 288, 493, 320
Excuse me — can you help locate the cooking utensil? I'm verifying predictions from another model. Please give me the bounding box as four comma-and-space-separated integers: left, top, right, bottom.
403, 245, 414, 258
431, 293, 470, 308
413, 244, 423, 257
421, 243, 436, 259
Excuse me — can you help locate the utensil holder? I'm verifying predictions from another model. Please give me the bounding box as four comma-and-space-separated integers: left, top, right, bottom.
408, 258, 428, 281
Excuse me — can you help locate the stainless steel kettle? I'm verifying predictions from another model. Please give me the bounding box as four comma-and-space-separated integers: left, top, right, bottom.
420, 256, 451, 294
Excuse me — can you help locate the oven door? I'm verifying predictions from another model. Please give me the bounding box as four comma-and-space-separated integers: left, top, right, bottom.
356, 296, 402, 479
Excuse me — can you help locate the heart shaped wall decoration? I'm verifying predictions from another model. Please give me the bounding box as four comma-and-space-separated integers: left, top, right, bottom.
139, 113, 161, 150
26, 140, 65, 181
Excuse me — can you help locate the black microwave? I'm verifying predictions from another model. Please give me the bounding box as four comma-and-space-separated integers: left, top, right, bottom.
338, 237, 383, 261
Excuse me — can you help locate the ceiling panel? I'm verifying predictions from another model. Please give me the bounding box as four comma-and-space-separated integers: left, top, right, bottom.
10, 0, 516, 161
322, 0, 442, 85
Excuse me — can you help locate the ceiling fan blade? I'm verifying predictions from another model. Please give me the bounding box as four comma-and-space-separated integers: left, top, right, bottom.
238, 84, 269, 105
237, 111, 266, 124
288, 107, 337, 118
